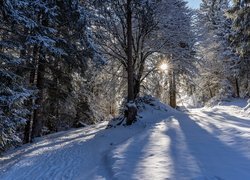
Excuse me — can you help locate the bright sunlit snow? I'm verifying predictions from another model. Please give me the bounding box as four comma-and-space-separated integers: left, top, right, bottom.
0, 99, 249, 180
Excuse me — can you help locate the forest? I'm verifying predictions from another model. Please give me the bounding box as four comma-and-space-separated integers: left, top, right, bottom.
0, 1, 250, 177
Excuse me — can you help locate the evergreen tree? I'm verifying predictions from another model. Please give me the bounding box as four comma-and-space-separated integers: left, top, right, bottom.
195, 0, 236, 104
43, 0, 105, 132
0, 0, 34, 152
227, 0, 250, 59
1, 0, 104, 151
227, 0, 250, 97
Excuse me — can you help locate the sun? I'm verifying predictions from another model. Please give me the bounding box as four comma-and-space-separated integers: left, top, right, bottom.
159, 63, 168, 71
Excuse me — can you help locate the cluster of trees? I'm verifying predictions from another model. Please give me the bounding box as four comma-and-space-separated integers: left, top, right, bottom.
0, 0, 194, 153
0, 0, 105, 153
190, 0, 249, 106
1, 0, 249, 153
92, 0, 195, 123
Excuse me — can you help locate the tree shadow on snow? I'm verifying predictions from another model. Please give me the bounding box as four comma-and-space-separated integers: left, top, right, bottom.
202, 111, 250, 129
108, 112, 250, 180
172, 113, 250, 179
0, 124, 107, 174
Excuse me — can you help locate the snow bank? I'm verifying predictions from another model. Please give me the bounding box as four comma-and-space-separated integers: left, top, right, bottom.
107, 95, 174, 127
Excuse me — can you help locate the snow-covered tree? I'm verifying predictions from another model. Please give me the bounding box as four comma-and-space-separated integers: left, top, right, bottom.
93, 0, 195, 117
226, 0, 250, 97
0, 0, 34, 152
26, 0, 105, 135
1, 0, 105, 151
92, 0, 162, 124
194, 0, 237, 104
154, 0, 196, 108
227, 0, 250, 59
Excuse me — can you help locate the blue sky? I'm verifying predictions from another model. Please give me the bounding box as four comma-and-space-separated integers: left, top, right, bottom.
186, 0, 202, 9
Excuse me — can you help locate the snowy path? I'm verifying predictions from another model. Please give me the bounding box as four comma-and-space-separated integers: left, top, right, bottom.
0, 100, 250, 180
109, 108, 250, 180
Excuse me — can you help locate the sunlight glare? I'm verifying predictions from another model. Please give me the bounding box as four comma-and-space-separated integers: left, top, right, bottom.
159, 63, 168, 71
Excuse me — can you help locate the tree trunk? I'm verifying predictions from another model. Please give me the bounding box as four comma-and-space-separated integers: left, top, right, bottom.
24, 45, 38, 143
110, 62, 117, 116
126, 0, 137, 125
134, 78, 140, 99
133, 55, 146, 98
208, 85, 213, 98
169, 69, 176, 108
235, 77, 240, 97
24, 114, 33, 143
32, 52, 46, 138
31, 12, 48, 138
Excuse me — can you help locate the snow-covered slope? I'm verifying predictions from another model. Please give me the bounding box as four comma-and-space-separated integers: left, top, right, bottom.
0, 99, 249, 180
108, 99, 250, 180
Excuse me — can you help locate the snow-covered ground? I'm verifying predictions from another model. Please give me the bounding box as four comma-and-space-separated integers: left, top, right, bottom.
0, 99, 249, 180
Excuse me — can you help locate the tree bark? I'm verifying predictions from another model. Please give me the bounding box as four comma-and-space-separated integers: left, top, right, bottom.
32, 52, 46, 138
208, 85, 213, 98
134, 78, 140, 99
235, 77, 240, 97
133, 55, 146, 98
169, 69, 176, 108
126, 0, 137, 125
31, 12, 48, 138
127, 0, 134, 102
24, 45, 38, 143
